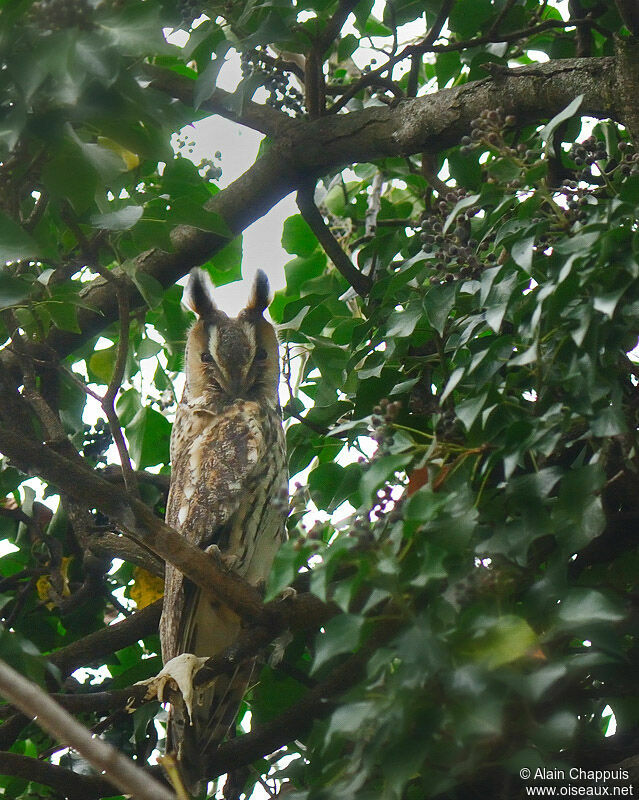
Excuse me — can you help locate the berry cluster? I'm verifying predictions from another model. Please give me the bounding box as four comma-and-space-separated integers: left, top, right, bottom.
460, 107, 516, 156
556, 178, 590, 225
82, 419, 111, 464
197, 155, 222, 182
371, 397, 401, 449
240, 49, 304, 116
419, 191, 496, 284
617, 140, 639, 176
175, 135, 195, 156
32, 0, 93, 30
568, 136, 610, 182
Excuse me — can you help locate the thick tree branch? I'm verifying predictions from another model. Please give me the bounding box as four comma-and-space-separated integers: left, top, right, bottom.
0, 427, 335, 642
0, 425, 267, 620
0, 659, 176, 800
17, 54, 617, 365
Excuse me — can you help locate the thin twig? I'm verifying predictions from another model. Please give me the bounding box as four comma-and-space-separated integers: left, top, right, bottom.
329, 15, 596, 114
101, 280, 139, 498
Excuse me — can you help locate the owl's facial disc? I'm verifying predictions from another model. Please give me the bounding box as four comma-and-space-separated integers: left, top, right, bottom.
200, 321, 269, 399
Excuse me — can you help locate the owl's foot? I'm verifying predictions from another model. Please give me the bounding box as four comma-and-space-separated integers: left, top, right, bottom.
270, 630, 294, 666
277, 586, 297, 600
136, 653, 207, 723
205, 544, 241, 572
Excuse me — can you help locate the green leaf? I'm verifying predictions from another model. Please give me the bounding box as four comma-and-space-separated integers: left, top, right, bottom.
88, 346, 117, 384
386, 303, 424, 338
208, 235, 243, 278
91, 206, 143, 230
312, 613, 364, 673
0, 216, 40, 262
125, 406, 171, 469
443, 194, 480, 235
130, 270, 164, 309
282, 215, 318, 257
449, 0, 493, 38
540, 95, 583, 155
0, 272, 31, 309
99, 6, 173, 56
510, 235, 535, 273
556, 590, 625, 628
463, 615, 537, 669
41, 152, 97, 213
424, 282, 456, 335
455, 392, 487, 430
193, 41, 232, 108
591, 405, 627, 436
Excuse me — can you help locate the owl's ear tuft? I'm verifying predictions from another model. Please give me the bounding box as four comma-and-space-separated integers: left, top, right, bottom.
183, 268, 217, 318
245, 269, 270, 315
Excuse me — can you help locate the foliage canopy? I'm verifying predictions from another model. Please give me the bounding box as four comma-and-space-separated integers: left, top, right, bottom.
0, 0, 638, 798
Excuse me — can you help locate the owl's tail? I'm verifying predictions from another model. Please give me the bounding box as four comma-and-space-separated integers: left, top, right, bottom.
167, 661, 254, 795
166, 591, 253, 795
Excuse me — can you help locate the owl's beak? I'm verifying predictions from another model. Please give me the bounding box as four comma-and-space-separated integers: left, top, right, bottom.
225, 368, 251, 399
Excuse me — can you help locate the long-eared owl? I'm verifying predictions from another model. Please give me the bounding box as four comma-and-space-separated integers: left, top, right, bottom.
159, 267, 287, 790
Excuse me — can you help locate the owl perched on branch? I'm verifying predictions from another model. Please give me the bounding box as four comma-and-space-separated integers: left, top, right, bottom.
159, 268, 287, 792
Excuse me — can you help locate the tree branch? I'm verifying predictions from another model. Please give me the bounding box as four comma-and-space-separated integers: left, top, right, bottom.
14, 55, 616, 366
0, 427, 335, 640
51, 598, 162, 678
0, 752, 115, 800
0, 658, 176, 800
296, 184, 372, 295
206, 619, 397, 778
140, 63, 294, 137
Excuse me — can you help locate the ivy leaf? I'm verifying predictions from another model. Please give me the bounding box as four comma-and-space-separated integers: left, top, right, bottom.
0, 272, 32, 309
0, 216, 41, 262
556, 590, 625, 628
90, 206, 143, 230
312, 613, 365, 673
540, 95, 583, 156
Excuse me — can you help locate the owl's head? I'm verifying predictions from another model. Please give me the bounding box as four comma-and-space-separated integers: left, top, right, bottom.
182, 268, 280, 406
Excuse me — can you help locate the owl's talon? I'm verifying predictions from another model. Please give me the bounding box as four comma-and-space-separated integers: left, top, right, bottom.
277, 586, 297, 600
269, 630, 294, 666
135, 653, 207, 724
205, 544, 241, 572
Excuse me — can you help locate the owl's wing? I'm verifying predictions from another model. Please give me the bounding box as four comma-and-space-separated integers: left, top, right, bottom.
161, 404, 269, 663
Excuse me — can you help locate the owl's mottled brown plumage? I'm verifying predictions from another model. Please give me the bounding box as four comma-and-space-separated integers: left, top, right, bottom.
160, 268, 287, 790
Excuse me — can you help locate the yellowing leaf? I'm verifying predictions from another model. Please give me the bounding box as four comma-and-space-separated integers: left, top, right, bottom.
130, 566, 164, 609
97, 136, 141, 171
463, 615, 537, 669
36, 556, 73, 610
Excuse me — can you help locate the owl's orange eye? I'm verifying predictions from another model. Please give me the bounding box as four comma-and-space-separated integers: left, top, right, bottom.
201, 352, 214, 363
255, 347, 267, 361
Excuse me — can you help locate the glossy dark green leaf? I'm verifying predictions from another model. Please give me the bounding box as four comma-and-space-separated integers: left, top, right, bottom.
0, 217, 40, 263
312, 613, 364, 673
0, 272, 32, 309
91, 206, 143, 231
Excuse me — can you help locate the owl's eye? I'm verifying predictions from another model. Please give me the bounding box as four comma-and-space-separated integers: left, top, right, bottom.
254, 347, 267, 361
201, 352, 214, 363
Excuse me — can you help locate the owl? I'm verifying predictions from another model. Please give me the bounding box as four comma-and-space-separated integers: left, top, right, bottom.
159, 267, 287, 792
